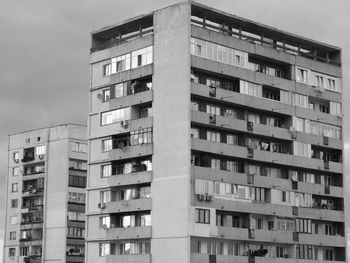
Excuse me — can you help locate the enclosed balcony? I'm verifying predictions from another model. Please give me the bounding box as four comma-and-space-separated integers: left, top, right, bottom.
22, 148, 35, 163
22, 179, 44, 196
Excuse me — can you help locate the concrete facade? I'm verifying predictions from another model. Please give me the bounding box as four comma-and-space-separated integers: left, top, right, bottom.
87, 1, 345, 263
3, 124, 87, 263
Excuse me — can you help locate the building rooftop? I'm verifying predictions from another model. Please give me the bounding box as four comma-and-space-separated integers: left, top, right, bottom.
91, 0, 341, 66
9, 123, 87, 137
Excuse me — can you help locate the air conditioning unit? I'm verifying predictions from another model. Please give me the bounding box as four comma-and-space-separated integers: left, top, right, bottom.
197, 194, 205, 201
209, 86, 216, 97
289, 126, 297, 139
247, 147, 254, 158
98, 202, 106, 209
247, 173, 254, 184
209, 115, 216, 124
206, 194, 213, 201
247, 121, 253, 132
120, 120, 129, 128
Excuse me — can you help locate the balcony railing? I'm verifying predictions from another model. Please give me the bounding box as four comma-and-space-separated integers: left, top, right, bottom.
190, 21, 341, 66
22, 205, 44, 212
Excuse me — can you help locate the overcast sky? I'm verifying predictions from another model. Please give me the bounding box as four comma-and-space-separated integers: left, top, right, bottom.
1, 0, 349, 259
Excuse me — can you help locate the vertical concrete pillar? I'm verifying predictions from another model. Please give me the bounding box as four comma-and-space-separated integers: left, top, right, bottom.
152, 2, 191, 263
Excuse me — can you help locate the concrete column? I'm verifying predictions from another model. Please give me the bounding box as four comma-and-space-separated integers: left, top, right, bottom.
152, 2, 191, 263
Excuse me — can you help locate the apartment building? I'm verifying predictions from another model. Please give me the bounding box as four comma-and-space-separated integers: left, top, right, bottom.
87, 1, 345, 263
3, 124, 87, 263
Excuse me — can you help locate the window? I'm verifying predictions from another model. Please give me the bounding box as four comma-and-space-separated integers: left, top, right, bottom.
319, 104, 329, 114
139, 105, 152, 118
292, 93, 308, 108
71, 142, 87, 153
67, 211, 85, 221
324, 249, 333, 260
11, 199, 18, 208
101, 107, 131, 126
295, 218, 312, 233
121, 215, 136, 228
256, 219, 263, 229
315, 74, 324, 88
11, 183, 18, 193
207, 131, 220, 143
330, 101, 341, 116
140, 214, 151, 226
8, 248, 15, 257
68, 175, 86, 188
102, 139, 112, 152
114, 83, 125, 98
195, 209, 210, 224
99, 216, 111, 229
35, 145, 46, 156
100, 190, 111, 203
99, 243, 111, 256
325, 224, 334, 235
296, 67, 309, 84
20, 247, 29, 257
9, 231, 16, 240
254, 187, 267, 202
68, 192, 86, 204
13, 167, 19, 177
293, 141, 311, 158
10, 216, 17, 225
67, 226, 85, 237
240, 80, 262, 97
276, 246, 285, 258
130, 128, 153, 145
280, 90, 290, 104
293, 117, 305, 132
131, 46, 153, 68
69, 159, 87, 170
191, 38, 248, 68
101, 164, 112, 178
296, 244, 313, 259
206, 104, 220, 116
102, 89, 111, 102
103, 64, 112, 76
13, 152, 19, 162
195, 179, 214, 195
276, 217, 295, 231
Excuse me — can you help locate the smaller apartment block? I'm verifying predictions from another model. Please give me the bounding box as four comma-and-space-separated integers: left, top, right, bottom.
3, 124, 87, 263
87, 1, 345, 263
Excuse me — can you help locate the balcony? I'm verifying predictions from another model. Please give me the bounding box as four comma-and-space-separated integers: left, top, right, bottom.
23, 255, 42, 263
106, 226, 152, 240
108, 143, 153, 162
299, 233, 345, 247
66, 255, 84, 262
191, 253, 345, 263
191, 138, 342, 173
22, 205, 44, 213
22, 188, 44, 197
217, 227, 294, 244
19, 239, 42, 247
106, 254, 151, 263
107, 170, 152, 187
190, 20, 341, 66
103, 198, 152, 214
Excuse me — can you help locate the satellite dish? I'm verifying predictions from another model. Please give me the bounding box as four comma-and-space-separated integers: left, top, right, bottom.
289, 126, 296, 133
97, 93, 102, 99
